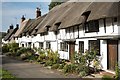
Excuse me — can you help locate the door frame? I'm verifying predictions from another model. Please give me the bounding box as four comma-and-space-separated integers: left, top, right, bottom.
107, 40, 118, 70
69, 41, 75, 62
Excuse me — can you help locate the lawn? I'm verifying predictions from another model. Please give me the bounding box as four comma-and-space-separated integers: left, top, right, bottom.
0, 68, 16, 79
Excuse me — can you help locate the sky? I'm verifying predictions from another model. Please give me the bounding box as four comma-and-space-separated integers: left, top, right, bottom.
1, 2, 50, 32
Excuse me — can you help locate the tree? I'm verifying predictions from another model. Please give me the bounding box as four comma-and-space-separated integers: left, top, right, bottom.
48, 0, 63, 10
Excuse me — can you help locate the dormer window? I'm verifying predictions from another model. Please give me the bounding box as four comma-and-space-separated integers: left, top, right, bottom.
54, 22, 61, 35
55, 22, 61, 31
45, 26, 50, 32
85, 20, 99, 33
113, 17, 117, 22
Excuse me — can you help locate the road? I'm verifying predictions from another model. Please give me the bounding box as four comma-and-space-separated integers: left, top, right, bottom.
2, 55, 79, 78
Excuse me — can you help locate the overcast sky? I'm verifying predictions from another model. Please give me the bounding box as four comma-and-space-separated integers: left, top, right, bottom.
1, 2, 50, 32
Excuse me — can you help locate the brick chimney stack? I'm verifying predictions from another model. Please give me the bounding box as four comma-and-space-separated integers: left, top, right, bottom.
16, 24, 19, 29
36, 7, 41, 18
9, 24, 14, 29
21, 15, 25, 23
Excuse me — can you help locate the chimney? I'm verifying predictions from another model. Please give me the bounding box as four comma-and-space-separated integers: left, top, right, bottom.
9, 24, 14, 29
36, 7, 41, 18
16, 24, 19, 29
21, 15, 25, 23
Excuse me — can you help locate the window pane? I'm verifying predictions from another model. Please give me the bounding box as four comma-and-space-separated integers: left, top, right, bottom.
79, 41, 84, 53
89, 40, 100, 56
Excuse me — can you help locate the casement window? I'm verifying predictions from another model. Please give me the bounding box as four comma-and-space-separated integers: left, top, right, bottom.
46, 42, 51, 49
85, 20, 99, 33
60, 42, 68, 52
33, 43, 35, 48
114, 17, 117, 22
79, 41, 84, 53
28, 42, 31, 48
89, 40, 100, 56
22, 44, 24, 47
39, 42, 43, 49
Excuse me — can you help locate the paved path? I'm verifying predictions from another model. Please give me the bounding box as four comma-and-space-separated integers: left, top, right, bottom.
2, 55, 78, 78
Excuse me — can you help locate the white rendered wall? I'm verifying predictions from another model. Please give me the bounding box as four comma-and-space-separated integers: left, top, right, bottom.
51, 41, 58, 52
100, 40, 108, 70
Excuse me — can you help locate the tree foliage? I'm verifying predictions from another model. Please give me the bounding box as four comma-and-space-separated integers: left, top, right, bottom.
49, 1, 63, 10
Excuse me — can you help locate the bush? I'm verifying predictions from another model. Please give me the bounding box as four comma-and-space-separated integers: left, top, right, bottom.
115, 63, 120, 80
51, 64, 59, 69
58, 64, 64, 69
2, 44, 9, 53
37, 53, 46, 62
19, 48, 35, 60
63, 64, 78, 73
20, 53, 27, 60
8, 43, 19, 53
79, 71, 87, 77
44, 60, 53, 66
102, 75, 113, 80
5, 52, 12, 56
16, 47, 27, 56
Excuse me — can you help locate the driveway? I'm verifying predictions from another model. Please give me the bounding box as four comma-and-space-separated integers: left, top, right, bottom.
2, 55, 79, 78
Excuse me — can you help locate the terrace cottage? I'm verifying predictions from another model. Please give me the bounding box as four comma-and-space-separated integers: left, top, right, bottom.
3, 1, 120, 73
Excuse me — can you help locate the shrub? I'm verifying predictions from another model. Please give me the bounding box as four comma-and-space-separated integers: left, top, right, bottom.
16, 47, 25, 56
8, 43, 19, 53
58, 64, 64, 69
5, 52, 12, 56
102, 75, 113, 80
63, 64, 74, 73
74, 49, 100, 75
20, 53, 27, 60
19, 48, 35, 60
51, 64, 59, 69
37, 53, 46, 62
115, 63, 120, 80
79, 71, 87, 77
44, 60, 53, 66
2, 44, 9, 53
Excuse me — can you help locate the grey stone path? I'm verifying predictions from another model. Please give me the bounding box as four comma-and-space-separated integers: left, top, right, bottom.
2, 55, 78, 78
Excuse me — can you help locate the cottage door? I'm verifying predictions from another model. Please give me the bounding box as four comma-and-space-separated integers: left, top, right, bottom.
69, 41, 75, 62
107, 40, 118, 71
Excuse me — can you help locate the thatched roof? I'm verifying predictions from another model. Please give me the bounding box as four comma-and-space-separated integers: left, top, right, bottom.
29, 14, 47, 35
34, 2, 119, 34
4, 27, 18, 41
21, 19, 35, 35
57, 2, 91, 29
84, 2, 119, 21
4, 29, 14, 41
14, 19, 29, 37
36, 2, 73, 34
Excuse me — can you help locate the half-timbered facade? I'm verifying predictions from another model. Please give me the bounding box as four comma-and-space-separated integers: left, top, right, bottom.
3, 1, 120, 72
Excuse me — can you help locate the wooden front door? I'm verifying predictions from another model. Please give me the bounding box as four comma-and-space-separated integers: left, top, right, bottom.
69, 41, 75, 62
107, 40, 118, 70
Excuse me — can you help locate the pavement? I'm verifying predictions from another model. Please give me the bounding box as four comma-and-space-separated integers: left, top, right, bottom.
2, 55, 79, 78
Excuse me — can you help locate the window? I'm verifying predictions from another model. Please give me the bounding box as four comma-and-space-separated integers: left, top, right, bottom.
79, 41, 84, 53
114, 17, 117, 22
85, 20, 99, 33
39, 42, 43, 49
60, 42, 68, 52
33, 43, 35, 48
46, 42, 51, 49
22, 44, 24, 47
28, 42, 31, 48
89, 40, 100, 56
45, 26, 50, 32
